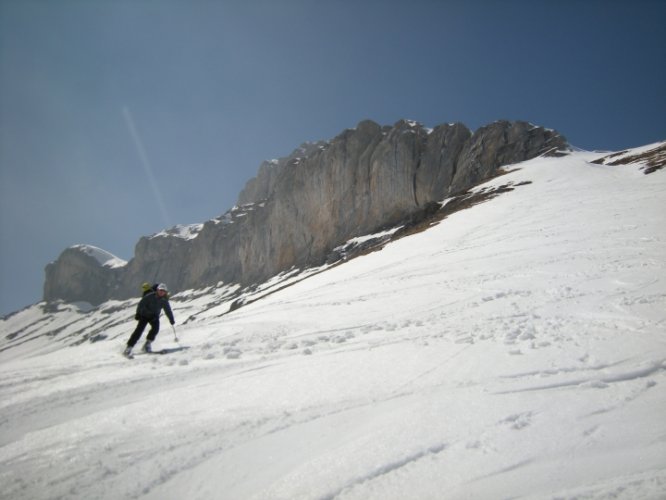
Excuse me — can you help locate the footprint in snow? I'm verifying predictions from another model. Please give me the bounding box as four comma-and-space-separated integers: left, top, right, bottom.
499, 412, 533, 430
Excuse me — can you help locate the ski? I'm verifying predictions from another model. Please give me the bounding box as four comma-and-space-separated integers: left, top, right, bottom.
135, 349, 171, 356
129, 346, 189, 357
121, 346, 188, 359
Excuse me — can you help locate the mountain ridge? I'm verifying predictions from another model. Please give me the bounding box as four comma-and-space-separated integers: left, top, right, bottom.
43, 118, 569, 308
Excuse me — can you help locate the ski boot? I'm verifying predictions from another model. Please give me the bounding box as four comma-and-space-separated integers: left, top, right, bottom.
142, 341, 152, 353
123, 346, 133, 359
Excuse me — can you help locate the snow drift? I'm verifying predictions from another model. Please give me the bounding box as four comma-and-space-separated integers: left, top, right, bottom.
1, 144, 665, 499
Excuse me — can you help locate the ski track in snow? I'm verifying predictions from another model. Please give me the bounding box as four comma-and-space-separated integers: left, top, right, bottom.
1, 151, 665, 499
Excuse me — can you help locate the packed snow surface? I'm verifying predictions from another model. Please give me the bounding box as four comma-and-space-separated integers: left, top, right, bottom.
1, 148, 665, 499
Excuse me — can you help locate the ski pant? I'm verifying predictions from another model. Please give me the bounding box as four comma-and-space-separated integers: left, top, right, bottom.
127, 317, 160, 347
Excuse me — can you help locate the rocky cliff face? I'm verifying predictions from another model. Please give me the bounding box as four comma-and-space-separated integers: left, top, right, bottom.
44, 119, 569, 306
450, 120, 568, 194
43, 245, 124, 305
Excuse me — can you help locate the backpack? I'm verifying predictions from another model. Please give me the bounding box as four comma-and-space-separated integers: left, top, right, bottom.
140, 282, 169, 299
141, 282, 159, 296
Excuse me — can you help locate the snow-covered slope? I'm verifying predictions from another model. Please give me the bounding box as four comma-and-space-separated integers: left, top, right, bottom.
1, 147, 665, 499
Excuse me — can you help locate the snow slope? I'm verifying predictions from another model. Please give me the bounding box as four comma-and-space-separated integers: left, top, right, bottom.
1, 148, 665, 499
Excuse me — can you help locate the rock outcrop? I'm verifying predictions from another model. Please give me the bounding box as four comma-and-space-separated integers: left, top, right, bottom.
43, 245, 125, 305
450, 120, 569, 194
44, 119, 569, 305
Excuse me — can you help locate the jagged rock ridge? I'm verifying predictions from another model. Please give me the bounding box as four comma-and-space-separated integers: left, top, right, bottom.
44, 119, 569, 305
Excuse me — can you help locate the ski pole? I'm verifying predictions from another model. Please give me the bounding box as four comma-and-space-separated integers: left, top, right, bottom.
172, 324, 179, 343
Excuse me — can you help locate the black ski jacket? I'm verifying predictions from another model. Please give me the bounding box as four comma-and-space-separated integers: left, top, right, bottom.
136, 291, 175, 324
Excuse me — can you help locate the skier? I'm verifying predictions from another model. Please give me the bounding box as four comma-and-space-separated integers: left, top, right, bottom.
123, 283, 175, 357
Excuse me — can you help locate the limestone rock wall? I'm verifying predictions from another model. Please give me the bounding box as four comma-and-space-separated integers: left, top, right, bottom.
44, 247, 122, 305
43, 119, 568, 305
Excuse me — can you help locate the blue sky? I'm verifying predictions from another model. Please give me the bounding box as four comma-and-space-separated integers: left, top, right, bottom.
1, 0, 665, 316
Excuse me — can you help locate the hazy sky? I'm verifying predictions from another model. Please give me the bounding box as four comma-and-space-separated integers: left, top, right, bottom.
1, 0, 665, 316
